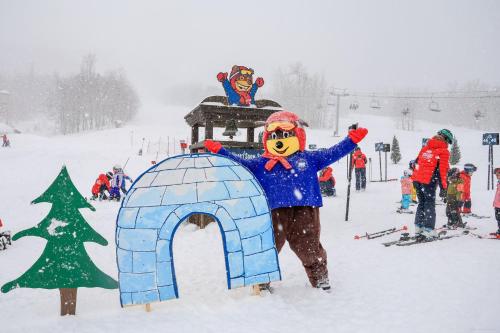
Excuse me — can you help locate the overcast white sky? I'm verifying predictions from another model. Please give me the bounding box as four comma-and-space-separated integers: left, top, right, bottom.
1, 0, 499, 98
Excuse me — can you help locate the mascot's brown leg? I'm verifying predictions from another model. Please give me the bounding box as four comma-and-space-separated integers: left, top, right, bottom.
272, 206, 328, 287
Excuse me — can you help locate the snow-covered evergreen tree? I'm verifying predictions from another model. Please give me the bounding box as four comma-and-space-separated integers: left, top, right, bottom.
450, 139, 461, 165
391, 135, 402, 164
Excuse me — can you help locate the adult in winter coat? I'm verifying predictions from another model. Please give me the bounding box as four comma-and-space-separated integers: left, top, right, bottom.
459, 163, 477, 214
411, 129, 453, 239
318, 166, 336, 197
352, 147, 367, 191
205, 110, 368, 291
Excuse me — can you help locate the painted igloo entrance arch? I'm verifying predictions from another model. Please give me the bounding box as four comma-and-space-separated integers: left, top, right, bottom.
115, 153, 281, 306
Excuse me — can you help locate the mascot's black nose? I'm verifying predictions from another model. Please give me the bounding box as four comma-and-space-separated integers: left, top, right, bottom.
275, 141, 284, 149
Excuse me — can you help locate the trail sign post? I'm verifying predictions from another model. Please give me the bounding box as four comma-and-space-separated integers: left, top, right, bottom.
375, 142, 384, 181
483, 133, 499, 190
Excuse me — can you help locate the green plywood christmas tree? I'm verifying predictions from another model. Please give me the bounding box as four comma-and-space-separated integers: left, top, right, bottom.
1, 166, 118, 315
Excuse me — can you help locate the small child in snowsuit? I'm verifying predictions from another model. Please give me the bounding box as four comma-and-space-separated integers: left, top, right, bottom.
493, 167, 500, 237
408, 160, 418, 203
399, 170, 413, 213
109, 165, 124, 202
318, 166, 336, 197
460, 163, 477, 214
446, 168, 465, 228
91, 172, 112, 200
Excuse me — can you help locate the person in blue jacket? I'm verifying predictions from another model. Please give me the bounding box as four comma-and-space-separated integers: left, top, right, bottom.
205, 111, 368, 291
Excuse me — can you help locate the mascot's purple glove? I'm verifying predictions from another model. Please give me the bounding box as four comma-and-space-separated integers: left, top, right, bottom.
348, 127, 368, 144
217, 72, 228, 82
204, 139, 222, 153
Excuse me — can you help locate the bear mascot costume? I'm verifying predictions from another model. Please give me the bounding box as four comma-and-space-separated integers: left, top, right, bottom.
205, 111, 368, 291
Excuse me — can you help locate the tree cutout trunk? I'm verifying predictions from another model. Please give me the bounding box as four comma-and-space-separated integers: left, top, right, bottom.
60, 288, 78, 316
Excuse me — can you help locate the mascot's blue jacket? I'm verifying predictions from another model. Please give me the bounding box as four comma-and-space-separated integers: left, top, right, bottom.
217, 136, 356, 210
222, 80, 259, 105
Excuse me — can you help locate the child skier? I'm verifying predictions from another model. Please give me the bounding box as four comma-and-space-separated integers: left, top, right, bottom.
408, 160, 418, 203
318, 166, 336, 197
493, 167, 500, 237
446, 168, 465, 228
91, 172, 112, 200
120, 172, 134, 195
398, 170, 413, 213
109, 165, 125, 202
460, 163, 477, 214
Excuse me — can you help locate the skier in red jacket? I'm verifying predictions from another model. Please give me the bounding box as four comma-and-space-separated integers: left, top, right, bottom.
318, 166, 336, 197
459, 163, 476, 214
91, 172, 112, 201
352, 147, 367, 191
411, 129, 453, 240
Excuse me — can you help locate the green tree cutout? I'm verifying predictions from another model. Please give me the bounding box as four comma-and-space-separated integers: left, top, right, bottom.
449, 139, 461, 165
391, 135, 402, 164
1, 166, 117, 315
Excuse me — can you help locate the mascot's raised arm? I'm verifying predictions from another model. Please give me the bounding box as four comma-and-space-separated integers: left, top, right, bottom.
204, 111, 368, 292
216, 65, 264, 106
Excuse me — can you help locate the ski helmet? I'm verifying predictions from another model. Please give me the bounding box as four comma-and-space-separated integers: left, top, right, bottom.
448, 167, 460, 179
494, 167, 500, 175
437, 129, 454, 144
463, 163, 477, 173
106, 171, 113, 180
403, 170, 411, 177
409, 160, 416, 170
113, 164, 122, 171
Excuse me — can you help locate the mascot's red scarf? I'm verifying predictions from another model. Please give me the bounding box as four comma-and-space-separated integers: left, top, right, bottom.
262, 152, 292, 171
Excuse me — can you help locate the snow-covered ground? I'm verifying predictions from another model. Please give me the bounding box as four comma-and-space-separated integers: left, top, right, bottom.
0, 103, 499, 333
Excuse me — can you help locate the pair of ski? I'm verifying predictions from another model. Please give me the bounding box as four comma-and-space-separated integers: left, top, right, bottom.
354, 226, 408, 240
464, 231, 500, 240
382, 230, 467, 247
462, 213, 491, 219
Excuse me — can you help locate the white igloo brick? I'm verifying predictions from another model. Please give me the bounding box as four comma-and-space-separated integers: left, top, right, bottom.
183, 168, 206, 183
235, 214, 270, 239
136, 205, 178, 229
215, 207, 237, 231
227, 251, 244, 278
117, 208, 139, 228
133, 172, 158, 188
244, 249, 278, 277
151, 169, 186, 186
197, 181, 230, 202
118, 229, 157, 251
207, 155, 236, 166
154, 157, 183, 171
126, 186, 166, 207
218, 198, 256, 219
132, 251, 156, 273
225, 180, 260, 199
250, 196, 270, 215
162, 183, 197, 205
156, 239, 171, 262
177, 158, 195, 169
229, 166, 254, 180
117, 248, 133, 272
174, 202, 219, 219
119, 272, 156, 293
205, 166, 239, 182
158, 213, 180, 240
194, 157, 212, 168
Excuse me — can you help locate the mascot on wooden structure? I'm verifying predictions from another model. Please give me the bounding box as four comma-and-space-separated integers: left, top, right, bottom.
217, 65, 264, 106
205, 111, 368, 291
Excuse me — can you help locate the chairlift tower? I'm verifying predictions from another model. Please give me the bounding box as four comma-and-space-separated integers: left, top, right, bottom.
329, 88, 349, 137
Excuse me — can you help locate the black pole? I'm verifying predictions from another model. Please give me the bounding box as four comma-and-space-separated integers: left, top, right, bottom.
345, 151, 355, 221
369, 157, 372, 182
384, 151, 388, 182
488, 145, 491, 191
379, 150, 382, 181
491, 145, 494, 190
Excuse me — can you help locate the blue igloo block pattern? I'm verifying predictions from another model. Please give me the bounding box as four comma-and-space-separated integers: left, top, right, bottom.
116, 153, 281, 306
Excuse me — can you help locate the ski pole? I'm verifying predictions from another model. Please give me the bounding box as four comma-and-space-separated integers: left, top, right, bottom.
345, 123, 358, 222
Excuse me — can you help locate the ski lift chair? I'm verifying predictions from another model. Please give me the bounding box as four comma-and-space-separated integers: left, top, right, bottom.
370, 98, 381, 109
428, 98, 441, 112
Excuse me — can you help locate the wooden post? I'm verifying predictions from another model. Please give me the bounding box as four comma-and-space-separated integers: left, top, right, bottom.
191, 125, 199, 144
59, 288, 78, 316
251, 285, 261, 296
247, 127, 255, 143
205, 121, 213, 140
145, 303, 152, 312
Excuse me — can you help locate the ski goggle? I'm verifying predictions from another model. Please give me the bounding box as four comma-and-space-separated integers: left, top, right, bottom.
266, 121, 296, 132
240, 69, 253, 75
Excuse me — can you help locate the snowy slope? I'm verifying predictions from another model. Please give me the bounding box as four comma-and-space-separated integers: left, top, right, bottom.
0, 103, 499, 333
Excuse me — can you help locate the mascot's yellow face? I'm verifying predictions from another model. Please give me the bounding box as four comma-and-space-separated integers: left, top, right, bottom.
265, 129, 300, 157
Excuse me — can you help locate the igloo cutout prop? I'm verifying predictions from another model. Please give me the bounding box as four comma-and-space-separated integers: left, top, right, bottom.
116, 153, 281, 306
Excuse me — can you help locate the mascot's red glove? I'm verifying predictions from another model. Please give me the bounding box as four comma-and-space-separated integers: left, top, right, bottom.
204, 139, 222, 153
348, 127, 368, 144
217, 72, 228, 82
255, 77, 264, 87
